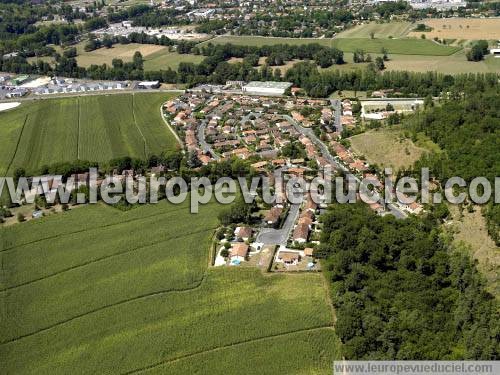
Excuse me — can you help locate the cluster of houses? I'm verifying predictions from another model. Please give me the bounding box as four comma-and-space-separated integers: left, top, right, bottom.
164, 92, 336, 166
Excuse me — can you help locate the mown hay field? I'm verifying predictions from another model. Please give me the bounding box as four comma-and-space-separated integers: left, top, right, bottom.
407, 17, 500, 40
0, 93, 178, 175
0, 199, 339, 373
28, 43, 205, 71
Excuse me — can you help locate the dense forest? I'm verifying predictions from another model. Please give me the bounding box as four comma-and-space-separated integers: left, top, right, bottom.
406, 88, 500, 243
318, 203, 499, 359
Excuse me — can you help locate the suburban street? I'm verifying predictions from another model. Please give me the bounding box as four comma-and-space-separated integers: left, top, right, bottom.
330, 99, 342, 133
256, 203, 301, 245
198, 120, 220, 160
283, 114, 408, 219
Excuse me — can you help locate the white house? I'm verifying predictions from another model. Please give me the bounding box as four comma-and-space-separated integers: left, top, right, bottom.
138, 81, 160, 89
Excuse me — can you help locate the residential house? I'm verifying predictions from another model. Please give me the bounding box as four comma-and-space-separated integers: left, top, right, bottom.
235, 226, 253, 241
230, 243, 249, 262
276, 250, 300, 265
264, 206, 283, 226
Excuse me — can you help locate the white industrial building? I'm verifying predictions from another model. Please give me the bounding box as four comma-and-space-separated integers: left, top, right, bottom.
491, 49, 500, 58
137, 81, 160, 89
242, 81, 293, 96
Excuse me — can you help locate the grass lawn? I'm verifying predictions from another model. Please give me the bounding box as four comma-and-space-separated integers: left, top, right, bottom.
349, 127, 438, 171
329, 90, 368, 99
203, 35, 337, 47
331, 38, 460, 56
144, 49, 205, 71
0, 199, 339, 373
337, 21, 414, 39
206, 35, 461, 56
0, 93, 179, 174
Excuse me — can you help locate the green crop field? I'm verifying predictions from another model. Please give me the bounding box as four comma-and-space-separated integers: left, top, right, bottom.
0, 93, 178, 175
0, 199, 339, 373
203, 35, 337, 47
336, 21, 414, 39
205, 35, 461, 56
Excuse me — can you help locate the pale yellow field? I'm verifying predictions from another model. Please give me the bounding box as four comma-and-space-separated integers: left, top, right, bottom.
349, 128, 430, 171
408, 18, 500, 40
384, 51, 500, 73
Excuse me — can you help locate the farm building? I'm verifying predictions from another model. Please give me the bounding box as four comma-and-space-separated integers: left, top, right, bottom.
242, 81, 292, 96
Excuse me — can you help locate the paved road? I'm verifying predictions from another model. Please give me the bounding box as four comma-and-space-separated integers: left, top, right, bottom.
283, 114, 347, 172
256, 203, 300, 245
330, 99, 342, 133
198, 121, 220, 160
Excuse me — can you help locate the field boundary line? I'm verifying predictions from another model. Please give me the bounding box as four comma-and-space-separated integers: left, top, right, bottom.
4, 114, 29, 176
160, 101, 184, 152
0, 227, 215, 292
0, 231, 217, 346
131, 93, 148, 159
123, 326, 336, 374
0, 203, 194, 253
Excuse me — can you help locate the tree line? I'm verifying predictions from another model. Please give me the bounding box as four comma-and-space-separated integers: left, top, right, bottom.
402, 87, 500, 245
